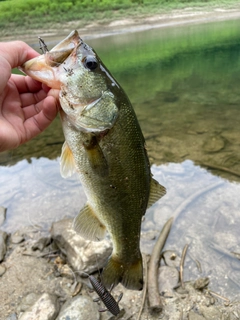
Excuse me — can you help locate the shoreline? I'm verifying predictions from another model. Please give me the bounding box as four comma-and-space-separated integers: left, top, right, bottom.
2, 6, 240, 44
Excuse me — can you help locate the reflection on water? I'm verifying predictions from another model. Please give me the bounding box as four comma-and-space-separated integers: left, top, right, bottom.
1, 19, 240, 298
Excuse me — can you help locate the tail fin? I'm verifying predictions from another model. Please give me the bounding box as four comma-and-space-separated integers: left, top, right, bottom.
101, 256, 143, 290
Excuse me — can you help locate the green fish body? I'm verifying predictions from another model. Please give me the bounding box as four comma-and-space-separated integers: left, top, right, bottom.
20, 30, 166, 290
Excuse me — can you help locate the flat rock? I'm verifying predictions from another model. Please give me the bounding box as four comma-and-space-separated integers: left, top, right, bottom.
188, 311, 205, 320
0, 230, 8, 261
0, 206, 7, 226
202, 135, 225, 152
17, 292, 41, 313
51, 218, 112, 274
56, 295, 100, 320
19, 293, 59, 320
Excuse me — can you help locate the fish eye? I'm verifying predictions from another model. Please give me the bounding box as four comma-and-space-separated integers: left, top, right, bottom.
83, 56, 98, 71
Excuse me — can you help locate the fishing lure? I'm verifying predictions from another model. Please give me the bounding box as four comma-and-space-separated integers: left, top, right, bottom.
87, 274, 123, 316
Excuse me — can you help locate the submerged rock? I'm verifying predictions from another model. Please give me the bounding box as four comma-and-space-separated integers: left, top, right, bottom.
56, 295, 100, 320
0, 230, 8, 261
202, 135, 225, 152
19, 293, 59, 320
51, 218, 112, 275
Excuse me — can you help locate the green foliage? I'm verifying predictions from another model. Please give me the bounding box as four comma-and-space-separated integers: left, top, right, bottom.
0, 0, 239, 35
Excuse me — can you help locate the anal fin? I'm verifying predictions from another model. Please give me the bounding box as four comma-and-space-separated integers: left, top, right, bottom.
147, 178, 166, 208
73, 203, 106, 241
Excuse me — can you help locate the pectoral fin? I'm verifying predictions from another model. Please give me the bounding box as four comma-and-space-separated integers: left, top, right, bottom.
83, 135, 108, 177
60, 141, 76, 178
73, 203, 106, 241
147, 178, 166, 208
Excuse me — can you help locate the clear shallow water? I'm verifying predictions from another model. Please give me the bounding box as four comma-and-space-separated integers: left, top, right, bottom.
1, 19, 240, 298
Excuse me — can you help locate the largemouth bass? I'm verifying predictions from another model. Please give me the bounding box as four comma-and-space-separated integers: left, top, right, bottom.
20, 30, 166, 290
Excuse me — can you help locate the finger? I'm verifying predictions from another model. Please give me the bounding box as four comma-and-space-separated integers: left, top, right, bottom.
20, 90, 47, 110
24, 96, 59, 139
11, 74, 42, 94
0, 41, 39, 69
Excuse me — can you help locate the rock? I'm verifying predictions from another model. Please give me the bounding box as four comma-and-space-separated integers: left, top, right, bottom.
193, 277, 209, 290
51, 218, 112, 274
32, 237, 51, 251
11, 230, 24, 244
0, 206, 7, 226
0, 230, 8, 261
56, 295, 100, 320
158, 266, 179, 297
200, 305, 222, 319
17, 292, 41, 313
202, 135, 225, 152
6, 314, 17, 320
19, 293, 59, 320
0, 264, 6, 276
188, 311, 205, 319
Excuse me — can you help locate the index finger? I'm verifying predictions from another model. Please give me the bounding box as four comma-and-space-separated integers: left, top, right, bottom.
0, 41, 39, 69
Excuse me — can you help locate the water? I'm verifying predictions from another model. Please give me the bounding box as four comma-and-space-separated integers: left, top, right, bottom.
1, 19, 240, 298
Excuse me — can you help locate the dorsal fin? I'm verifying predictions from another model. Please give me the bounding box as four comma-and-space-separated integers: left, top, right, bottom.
73, 203, 106, 241
60, 141, 76, 178
148, 178, 166, 208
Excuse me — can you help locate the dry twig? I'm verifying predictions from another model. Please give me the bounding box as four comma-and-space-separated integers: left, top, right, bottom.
148, 217, 173, 313
179, 244, 189, 288
202, 162, 240, 178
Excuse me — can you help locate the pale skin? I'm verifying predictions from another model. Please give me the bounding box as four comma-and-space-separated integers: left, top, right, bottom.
0, 41, 59, 152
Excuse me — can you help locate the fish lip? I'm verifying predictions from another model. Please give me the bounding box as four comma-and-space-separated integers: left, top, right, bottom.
19, 30, 82, 80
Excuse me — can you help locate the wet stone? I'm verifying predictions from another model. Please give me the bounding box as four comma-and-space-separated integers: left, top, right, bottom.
194, 277, 210, 290
32, 237, 51, 251
0, 230, 8, 261
11, 231, 24, 244
0, 206, 7, 226
51, 218, 112, 275
19, 293, 59, 320
0, 264, 6, 276
202, 135, 225, 152
56, 295, 100, 320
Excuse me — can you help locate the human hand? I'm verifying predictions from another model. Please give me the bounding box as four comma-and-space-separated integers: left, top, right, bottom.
0, 41, 59, 152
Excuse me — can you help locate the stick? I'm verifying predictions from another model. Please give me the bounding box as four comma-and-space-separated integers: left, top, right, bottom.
179, 244, 189, 288
136, 255, 149, 320
148, 217, 173, 313
202, 163, 240, 178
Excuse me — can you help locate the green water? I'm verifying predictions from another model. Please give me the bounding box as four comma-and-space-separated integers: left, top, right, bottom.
1, 19, 240, 299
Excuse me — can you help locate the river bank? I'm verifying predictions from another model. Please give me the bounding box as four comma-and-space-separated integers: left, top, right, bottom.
1, 4, 240, 44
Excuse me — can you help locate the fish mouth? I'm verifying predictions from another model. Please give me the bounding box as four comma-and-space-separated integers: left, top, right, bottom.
19, 30, 81, 89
